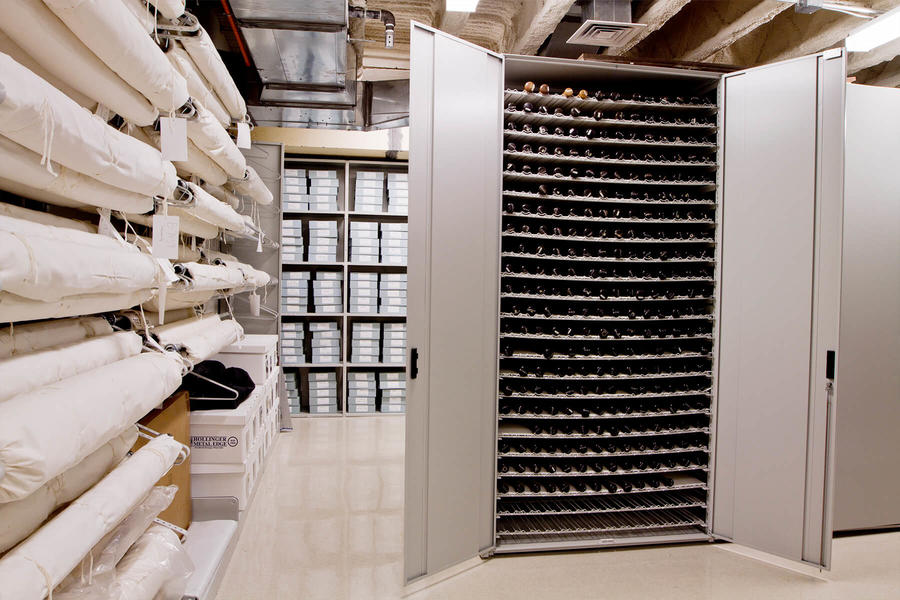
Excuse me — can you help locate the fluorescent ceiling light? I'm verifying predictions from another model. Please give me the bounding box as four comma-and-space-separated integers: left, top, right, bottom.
846, 6, 900, 52
446, 0, 480, 12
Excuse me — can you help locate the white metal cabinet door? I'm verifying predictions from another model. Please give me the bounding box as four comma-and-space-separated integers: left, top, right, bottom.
713, 50, 844, 569
405, 23, 503, 583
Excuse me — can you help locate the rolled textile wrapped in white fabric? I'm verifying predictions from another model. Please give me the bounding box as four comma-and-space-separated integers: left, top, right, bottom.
0, 427, 137, 553
0, 53, 178, 198
126, 210, 219, 241
117, 309, 197, 330
150, 0, 186, 20
0, 135, 154, 214
0, 289, 155, 324
177, 140, 229, 186
0, 215, 160, 303
0, 30, 96, 111
0, 435, 184, 600
123, 233, 201, 264
180, 181, 244, 232
201, 182, 242, 209
0, 351, 183, 502
0, 331, 143, 402
173, 262, 247, 293
181, 26, 247, 120
43, 0, 189, 114
142, 289, 215, 312
154, 314, 242, 362
119, 0, 155, 34
0, 202, 96, 233
0, 0, 158, 126
56, 485, 177, 598
230, 166, 274, 206
0, 316, 112, 359
186, 100, 246, 179
166, 43, 230, 127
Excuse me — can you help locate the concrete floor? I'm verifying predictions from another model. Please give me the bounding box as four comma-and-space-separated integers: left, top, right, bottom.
216, 416, 900, 600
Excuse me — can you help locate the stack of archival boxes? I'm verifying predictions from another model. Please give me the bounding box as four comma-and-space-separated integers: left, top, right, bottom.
355, 171, 384, 212
387, 172, 408, 214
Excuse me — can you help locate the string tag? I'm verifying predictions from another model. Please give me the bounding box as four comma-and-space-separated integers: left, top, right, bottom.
98, 208, 115, 239
94, 103, 111, 122
249, 292, 261, 316
236, 122, 251, 149
256, 231, 263, 253
159, 116, 188, 161
152, 215, 180, 259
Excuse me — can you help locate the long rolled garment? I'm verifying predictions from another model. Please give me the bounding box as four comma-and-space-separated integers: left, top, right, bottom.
181, 26, 247, 120
230, 165, 274, 206
123, 233, 201, 264
181, 181, 244, 232
0, 435, 184, 600
187, 100, 246, 179
154, 314, 242, 362
0, 289, 155, 324
174, 262, 247, 293
0, 0, 159, 126
0, 427, 137, 553
0, 316, 112, 359
0, 53, 178, 198
166, 43, 230, 127
142, 290, 215, 312
0, 215, 159, 303
201, 182, 242, 209
43, 0, 189, 114
126, 210, 218, 241
120, 0, 155, 34
0, 202, 96, 233
0, 351, 183, 502
56, 485, 177, 598
0, 331, 143, 402
177, 140, 229, 186
0, 135, 154, 214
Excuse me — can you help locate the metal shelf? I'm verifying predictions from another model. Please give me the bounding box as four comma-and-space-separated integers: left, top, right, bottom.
499, 371, 712, 382
501, 231, 714, 244
501, 351, 712, 361
498, 464, 708, 478
501, 293, 714, 302
503, 129, 717, 149
498, 409, 711, 421
503, 171, 717, 189
499, 313, 713, 322
506, 111, 717, 131
499, 445, 708, 460
504, 90, 717, 113
495, 508, 706, 537
496, 476, 707, 499
496, 491, 707, 516
503, 212, 715, 225
503, 150, 717, 169
500, 333, 713, 342
501, 251, 714, 263
499, 390, 712, 401
498, 426, 710, 440
502, 190, 717, 206
501, 273, 713, 284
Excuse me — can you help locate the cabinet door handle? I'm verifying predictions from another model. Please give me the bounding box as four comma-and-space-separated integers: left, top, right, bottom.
410, 348, 419, 380
825, 350, 836, 380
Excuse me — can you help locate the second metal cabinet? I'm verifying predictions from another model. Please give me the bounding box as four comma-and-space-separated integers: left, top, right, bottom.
405, 23, 845, 583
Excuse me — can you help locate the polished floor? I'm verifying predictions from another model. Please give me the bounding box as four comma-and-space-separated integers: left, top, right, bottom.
216, 416, 900, 600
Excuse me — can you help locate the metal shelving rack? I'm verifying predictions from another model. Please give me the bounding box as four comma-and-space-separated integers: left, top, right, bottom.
281, 157, 408, 417
495, 83, 718, 549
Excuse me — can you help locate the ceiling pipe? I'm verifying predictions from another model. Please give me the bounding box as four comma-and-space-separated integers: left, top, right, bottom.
348, 5, 396, 48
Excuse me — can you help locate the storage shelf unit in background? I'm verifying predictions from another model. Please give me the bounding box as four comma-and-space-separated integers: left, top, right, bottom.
281, 158, 408, 416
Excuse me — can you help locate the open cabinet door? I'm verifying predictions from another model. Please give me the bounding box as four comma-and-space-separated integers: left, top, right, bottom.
713, 50, 845, 569
405, 23, 503, 583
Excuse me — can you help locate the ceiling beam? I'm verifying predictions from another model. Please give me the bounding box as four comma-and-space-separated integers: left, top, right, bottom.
506, 0, 578, 55
680, 1, 792, 61
603, 0, 692, 57
437, 10, 470, 36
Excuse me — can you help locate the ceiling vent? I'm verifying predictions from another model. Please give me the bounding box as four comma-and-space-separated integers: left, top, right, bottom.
566, 0, 646, 47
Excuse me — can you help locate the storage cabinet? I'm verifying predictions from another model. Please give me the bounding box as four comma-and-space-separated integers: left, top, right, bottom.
405, 23, 846, 583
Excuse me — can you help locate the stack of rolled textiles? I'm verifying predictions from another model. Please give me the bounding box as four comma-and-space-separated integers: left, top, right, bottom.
379, 372, 406, 413
354, 171, 385, 212
285, 371, 301, 414
280, 322, 306, 366
282, 168, 309, 211
381, 323, 407, 365
347, 371, 376, 413
379, 273, 407, 315
387, 172, 408, 215
306, 170, 340, 211
308, 371, 338, 414
309, 322, 340, 364
351, 322, 380, 364
281, 219, 304, 263
380, 222, 408, 265
281, 271, 310, 314
350, 221, 379, 264
312, 271, 342, 314
307, 220, 339, 263
349, 272, 378, 314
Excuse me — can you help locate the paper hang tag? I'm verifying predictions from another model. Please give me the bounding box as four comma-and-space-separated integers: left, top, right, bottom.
159, 116, 188, 162
236, 122, 251, 149
249, 292, 261, 316
98, 208, 115, 239
152, 215, 180, 259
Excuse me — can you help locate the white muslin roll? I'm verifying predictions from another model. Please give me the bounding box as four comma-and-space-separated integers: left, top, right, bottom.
0, 135, 155, 214
181, 181, 244, 232
142, 290, 215, 312
0, 435, 184, 600
0, 215, 160, 303
0, 202, 96, 233
0, 289, 155, 324
181, 27, 247, 120
126, 210, 219, 241
43, 0, 189, 114
201, 182, 242, 209
0, 352, 183, 502
0, 0, 159, 126
0, 53, 178, 198
177, 140, 229, 186
166, 43, 230, 127
0, 331, 143, 403
230, 165, 274, 206
0, 427, 137, 553
120, 0, 155, 34
154, 314, 242, 362
186, 100, 246, 179
174, 262, 247, 293
110, 524, 193, 600
0, 316, 112, 359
